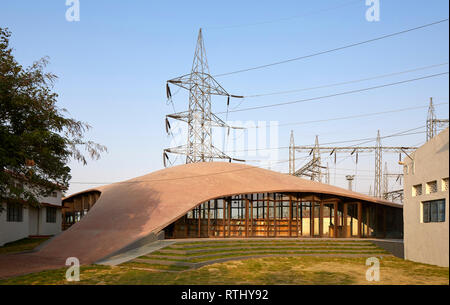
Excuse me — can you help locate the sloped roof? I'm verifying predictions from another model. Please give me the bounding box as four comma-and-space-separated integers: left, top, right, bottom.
38, 162, 402, 264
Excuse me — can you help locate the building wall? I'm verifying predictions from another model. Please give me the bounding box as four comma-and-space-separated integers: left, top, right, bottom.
0, 188, 62, 247
403, 128, 449, 267
0, 202, 30, 246
38, 207, 62, 236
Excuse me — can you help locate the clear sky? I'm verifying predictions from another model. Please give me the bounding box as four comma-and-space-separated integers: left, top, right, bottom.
1, 0, 449, 196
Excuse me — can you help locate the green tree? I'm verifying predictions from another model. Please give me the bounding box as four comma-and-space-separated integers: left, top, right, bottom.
0, 27, 106, 210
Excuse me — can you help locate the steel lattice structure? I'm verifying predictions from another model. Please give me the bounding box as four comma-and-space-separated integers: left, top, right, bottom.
163, 29, 243, 166
426, 97, 449, 142
374, 130, 382, 198
289, 130, 417, 199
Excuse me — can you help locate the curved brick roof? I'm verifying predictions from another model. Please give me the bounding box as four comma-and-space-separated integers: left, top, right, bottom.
38, 162, 401, 264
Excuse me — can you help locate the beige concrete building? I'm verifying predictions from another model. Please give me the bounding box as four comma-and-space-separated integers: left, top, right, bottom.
403, 127, 449, 267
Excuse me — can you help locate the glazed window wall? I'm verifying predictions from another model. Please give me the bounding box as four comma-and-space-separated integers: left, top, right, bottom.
165, 192, 396, 239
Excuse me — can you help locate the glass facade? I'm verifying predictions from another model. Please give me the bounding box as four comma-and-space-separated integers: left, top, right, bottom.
163, 192, 403, 239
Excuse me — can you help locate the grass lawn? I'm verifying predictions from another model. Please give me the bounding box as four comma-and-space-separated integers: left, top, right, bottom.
0, 256, 448, 285
0, 237, 50, 255
0, 239, 448, 285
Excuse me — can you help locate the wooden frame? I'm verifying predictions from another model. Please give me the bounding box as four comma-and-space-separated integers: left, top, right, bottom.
165, 192, 397, 240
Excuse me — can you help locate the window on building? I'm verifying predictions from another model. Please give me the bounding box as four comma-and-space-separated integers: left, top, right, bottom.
426, 181, 438, 194
46, 207, 57, 223
422, 199, 446, 223
6, 203, 23, 222
442, 178, 449, 192
51, 191, 58, 198
412, 184, 422, 197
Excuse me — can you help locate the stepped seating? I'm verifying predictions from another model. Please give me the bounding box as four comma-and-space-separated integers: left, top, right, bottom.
120, 239, 390, 272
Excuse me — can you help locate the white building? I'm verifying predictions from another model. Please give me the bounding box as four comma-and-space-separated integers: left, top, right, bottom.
403, 127, 449, 267
0, 180, 63, 246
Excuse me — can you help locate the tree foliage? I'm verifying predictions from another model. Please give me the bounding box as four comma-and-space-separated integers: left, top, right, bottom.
0, 27, 106, 208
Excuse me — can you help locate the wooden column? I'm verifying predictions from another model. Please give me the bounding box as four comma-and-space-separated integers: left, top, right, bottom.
70, 200, 75, 225
250, 199, 253, 237
310, 202, 314, 237
228, 198, 231, 237
223, 199, 226, 238
266, 194, 270, 237
245, 198, 249, 237
334, 202, 339, 238
299, 198, 302, 236
343, 202, 348, 238
289, 195, 292, 237
319, 201, 324, 237
74, 198, 80, 222
296, 199, 300, 237
365, 205, 370, 237
357, 202, 362, 238
383, 207, 387, 238
80, 196, 84, 216
87, 194, 92, 210
207, 201, 210, 237
274, 196, 277, 237
198, 205, 201, 238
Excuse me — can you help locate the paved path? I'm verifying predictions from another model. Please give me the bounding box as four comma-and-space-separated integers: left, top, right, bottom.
0, 253, 66, 280
96, 240, 176, 266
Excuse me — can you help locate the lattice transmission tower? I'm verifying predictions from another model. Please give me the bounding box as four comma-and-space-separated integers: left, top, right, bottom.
289, 130, 295, 175
374, 130, 382, 198
290, 135, 326, 182
289, 130, 417, 199
426, 97, 449, 142
163, 29, 243, 166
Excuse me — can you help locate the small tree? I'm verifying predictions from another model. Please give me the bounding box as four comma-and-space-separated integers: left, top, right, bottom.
0, 27, 107, 210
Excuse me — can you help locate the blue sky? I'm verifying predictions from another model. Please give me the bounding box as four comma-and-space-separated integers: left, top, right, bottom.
1, 0, 448, 195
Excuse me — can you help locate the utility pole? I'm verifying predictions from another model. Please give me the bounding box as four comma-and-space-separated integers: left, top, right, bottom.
163, 29, 244, 166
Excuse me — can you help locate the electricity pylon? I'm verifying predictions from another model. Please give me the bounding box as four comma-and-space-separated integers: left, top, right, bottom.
293, 135, 326, 182
289, 130, 417, 198
163, 29, 243, 166
374, 130, 382, 198
426, 97, 449, 142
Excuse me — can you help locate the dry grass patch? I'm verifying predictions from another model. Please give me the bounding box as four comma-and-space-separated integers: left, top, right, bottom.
0, 256, 447, 285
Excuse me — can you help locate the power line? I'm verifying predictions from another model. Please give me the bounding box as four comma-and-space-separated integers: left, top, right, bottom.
245, 62, 449, 98
242, 102, 448, 129
214, 18, 449, 77
225, 126, 426, 153
217, 72, 449, 114
205, 0, 362, 30
67, 126, 426, 186
341, 126, 426, 148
